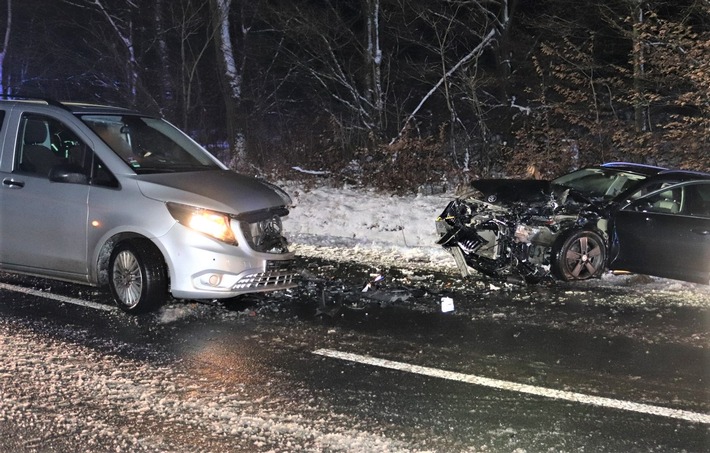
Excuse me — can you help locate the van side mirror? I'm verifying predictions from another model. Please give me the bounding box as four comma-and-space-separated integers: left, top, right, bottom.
49, 164, 89, 185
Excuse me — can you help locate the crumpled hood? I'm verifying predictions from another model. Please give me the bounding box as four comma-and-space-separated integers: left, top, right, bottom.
469, 179, 603, 215
135, 170, 291, 215
470, 179, 552, 204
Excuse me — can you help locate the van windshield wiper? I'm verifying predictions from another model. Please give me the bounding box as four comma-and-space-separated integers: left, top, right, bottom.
133, 166, 210, 174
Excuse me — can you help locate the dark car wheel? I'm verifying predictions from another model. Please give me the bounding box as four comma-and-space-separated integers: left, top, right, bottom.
552, 230, 607, 281
109, 239, 167, 313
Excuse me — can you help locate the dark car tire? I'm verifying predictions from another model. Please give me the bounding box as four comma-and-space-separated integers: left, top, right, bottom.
108, 239, 168, 314
552, 230, 607, 281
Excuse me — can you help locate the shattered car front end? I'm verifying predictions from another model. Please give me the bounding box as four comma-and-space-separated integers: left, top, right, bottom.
437, 187, 606, 283
435, 164, 664, 283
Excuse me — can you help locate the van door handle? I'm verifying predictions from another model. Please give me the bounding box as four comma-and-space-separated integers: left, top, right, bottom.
691, 228, 709, 236
2, 178, 25, 189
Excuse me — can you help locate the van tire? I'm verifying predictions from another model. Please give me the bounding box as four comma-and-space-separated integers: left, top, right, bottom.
108, 239, 167, 313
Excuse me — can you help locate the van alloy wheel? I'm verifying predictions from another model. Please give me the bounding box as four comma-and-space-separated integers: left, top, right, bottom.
108, 239, 167, 314
112, 250, 143, 309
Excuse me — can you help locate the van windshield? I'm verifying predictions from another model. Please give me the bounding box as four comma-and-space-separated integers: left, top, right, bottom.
82, 115, 221, 173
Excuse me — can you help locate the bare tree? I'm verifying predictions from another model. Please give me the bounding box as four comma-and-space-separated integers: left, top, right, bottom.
168, 0, 213, 130
155, 0, 175, 116
598, 0, 652, 133
391, 0, 512, 177
61, 0, 141, 104
364, 0, 385, 137
209, 0, 251, 166
631, 0, 647, 133
263, 0, 389, 146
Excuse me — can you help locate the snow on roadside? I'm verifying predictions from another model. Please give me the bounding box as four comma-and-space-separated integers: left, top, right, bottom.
283, 182, 456, 271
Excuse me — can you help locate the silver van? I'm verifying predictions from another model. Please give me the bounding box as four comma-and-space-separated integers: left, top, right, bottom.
0, 100, 297, 313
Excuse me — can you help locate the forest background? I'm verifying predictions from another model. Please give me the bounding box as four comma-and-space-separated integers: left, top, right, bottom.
0, 0, 708, 193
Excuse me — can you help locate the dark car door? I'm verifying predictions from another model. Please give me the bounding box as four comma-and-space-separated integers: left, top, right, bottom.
609, 181, 710, 284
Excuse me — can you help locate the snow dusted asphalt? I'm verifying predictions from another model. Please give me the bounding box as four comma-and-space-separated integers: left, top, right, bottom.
0, 319, 416, 452
0, 184, 458, 452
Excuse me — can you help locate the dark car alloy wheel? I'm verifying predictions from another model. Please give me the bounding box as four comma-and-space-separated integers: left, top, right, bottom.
552, 230, 607, 281
109, 239, 167, 313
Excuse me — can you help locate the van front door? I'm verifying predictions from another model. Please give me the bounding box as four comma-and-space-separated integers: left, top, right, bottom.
0, 114, 90, 279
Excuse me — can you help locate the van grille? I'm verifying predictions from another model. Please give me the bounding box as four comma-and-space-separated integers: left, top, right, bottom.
232, 261, 298, 291
237, 216, 289, 254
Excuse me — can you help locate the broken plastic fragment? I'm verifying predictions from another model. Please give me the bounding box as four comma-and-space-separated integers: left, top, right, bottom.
441, 297, 455, 313
362, 274, 385, 292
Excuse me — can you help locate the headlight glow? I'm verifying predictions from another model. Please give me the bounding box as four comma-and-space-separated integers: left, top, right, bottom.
188, 210, 236, 243
167, 203, 237, 245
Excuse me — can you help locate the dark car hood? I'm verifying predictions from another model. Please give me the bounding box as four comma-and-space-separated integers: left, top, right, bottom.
470, 179, 552, 204
135, 170, 291, 215
469, 179, 606, 217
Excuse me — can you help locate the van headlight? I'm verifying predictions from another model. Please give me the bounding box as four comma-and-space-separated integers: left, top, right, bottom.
167, 202, 237, 245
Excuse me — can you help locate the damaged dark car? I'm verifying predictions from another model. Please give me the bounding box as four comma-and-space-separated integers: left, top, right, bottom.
436, 163, 710, 285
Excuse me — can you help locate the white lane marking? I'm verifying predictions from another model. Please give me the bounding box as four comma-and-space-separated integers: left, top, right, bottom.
0, 283, 116, 312
313, 348, 710, 425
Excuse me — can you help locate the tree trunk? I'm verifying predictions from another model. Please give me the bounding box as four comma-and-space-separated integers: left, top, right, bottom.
632, 0, 646, 133
210, 0, 244, 167
494, 0, 515, 103
364, 0, 384, 140
155, 0, 175, 117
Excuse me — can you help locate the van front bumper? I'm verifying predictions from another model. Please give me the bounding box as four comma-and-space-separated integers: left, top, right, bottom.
157, 223, 299, 300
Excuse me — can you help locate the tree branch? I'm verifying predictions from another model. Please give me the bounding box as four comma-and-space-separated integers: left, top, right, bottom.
390, 27, 497, 144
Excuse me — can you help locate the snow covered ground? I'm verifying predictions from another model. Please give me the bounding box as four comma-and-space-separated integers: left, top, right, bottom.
282, 182, 455, 271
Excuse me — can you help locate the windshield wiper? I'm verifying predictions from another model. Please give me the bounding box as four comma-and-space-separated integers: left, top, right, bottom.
133, 165, 215, 174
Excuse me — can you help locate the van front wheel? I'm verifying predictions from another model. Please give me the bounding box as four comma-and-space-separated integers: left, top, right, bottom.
109, 239, 167, 313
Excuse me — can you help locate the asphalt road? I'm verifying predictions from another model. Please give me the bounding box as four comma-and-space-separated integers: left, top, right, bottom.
0, 255, 708, 452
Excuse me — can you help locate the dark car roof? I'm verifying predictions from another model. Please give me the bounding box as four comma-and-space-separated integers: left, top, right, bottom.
601, 162, 710, 180
600, 162, 667, 177
655, 169, 710, 180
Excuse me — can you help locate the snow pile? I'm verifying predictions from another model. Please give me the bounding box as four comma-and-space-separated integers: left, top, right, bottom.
283, 182, 456, 270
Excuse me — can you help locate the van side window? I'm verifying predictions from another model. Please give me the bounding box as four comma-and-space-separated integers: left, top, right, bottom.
16, 116, 60, 176
14, 114, 119, 188
16, 114, 92, 179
